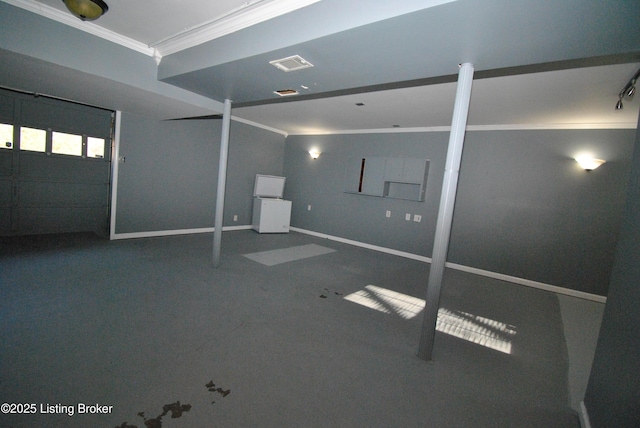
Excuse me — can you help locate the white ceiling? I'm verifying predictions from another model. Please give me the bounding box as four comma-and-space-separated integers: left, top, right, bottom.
4, 0, 640, 135
234, 64, 640, 135
32, 0, 289, 46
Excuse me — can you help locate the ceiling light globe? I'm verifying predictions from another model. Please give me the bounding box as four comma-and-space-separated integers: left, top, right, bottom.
62, 0, 109, 21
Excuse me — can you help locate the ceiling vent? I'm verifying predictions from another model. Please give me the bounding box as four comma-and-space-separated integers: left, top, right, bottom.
274, 88, 299, 97
270, 55, 313, 72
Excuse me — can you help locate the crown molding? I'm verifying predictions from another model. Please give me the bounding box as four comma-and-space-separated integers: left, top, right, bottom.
466, 122, 639, 131
286, 122, 639, 136
3, 0, 321, 60
151, 0, 321, 57
3, 0, 156, 56
232, 115, 288, 136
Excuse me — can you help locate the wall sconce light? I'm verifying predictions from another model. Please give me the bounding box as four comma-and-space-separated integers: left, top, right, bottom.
62, 0, 109, 21
308, 150, 321, 159
575, 156, 606, 171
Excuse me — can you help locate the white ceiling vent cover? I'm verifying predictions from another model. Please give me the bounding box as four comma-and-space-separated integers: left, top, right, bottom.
270, 55, 314, 72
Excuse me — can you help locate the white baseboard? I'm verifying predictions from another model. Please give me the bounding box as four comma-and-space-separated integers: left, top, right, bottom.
290, 227, 430, 262
223, 225, 254, 232
579, 401, 592, 428
290, 227, 607, 303
445, 262, 606, 303
110, 225, 252, 240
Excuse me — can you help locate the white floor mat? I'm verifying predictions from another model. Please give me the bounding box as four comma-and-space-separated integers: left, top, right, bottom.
243, 244, 336, 266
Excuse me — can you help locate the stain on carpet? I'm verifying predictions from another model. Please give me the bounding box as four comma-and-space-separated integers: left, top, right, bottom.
116, 400, 192, 427
320, 287, 344, 298
117, 380, 231, 427
206, 380, 231, 403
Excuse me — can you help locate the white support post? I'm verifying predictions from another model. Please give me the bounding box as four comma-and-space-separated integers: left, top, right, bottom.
109, 111, 122, 240
418, 63, 474, 361
213, 99, 232, 267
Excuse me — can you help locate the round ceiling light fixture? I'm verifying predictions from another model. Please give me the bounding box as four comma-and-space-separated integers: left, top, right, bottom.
62, 0, 109, 21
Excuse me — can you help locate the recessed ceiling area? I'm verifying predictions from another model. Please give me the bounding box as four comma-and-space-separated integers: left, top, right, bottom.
1, 0, 638, 134
233, 63, 640, 135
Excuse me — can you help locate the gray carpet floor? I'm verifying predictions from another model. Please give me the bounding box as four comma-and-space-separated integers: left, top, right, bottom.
0, 230, 582, 427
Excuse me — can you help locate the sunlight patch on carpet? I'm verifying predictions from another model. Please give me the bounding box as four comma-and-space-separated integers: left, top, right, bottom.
344, 285, 516, 354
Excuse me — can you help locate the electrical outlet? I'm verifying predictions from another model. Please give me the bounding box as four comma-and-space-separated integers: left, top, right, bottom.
233, 215, 238, 222
405, 213, 411, 221
386, 210, 391, 218
307, 205, 312, 211
413, 214, 422, 222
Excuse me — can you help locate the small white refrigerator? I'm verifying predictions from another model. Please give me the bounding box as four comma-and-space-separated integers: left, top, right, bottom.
252, 174, 292, 233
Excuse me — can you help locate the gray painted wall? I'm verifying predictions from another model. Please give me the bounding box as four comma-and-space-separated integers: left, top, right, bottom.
283, 129, 635, 296
584, 117, 640, 427
451, 129, 634, 296
284, 132, 449, 255
115, 113, 284, 234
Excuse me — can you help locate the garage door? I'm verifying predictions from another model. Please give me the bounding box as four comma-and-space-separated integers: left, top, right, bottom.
0, 89, 113, 237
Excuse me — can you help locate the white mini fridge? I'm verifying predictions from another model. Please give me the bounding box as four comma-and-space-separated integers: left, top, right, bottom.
252, 174, 292, 233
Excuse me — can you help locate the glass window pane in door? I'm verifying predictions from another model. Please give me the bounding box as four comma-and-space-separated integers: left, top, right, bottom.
87, 137, 105, 158
52, 131, 82, 156
0, 123, 13, 149
20, 127, 46, 152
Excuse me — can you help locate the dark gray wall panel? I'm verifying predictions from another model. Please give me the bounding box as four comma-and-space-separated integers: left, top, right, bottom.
0, 215, 9, 232
0, 88, 112, 138
0, 93, 14, 122
584, 117, 640, 427
284, 128, 635, 295
19, 154, 110, 181
0, 151, 12, 176
14, 156, 110, 236
115, 113, 285, 234
15, 153, 110, 236
19, 181, 107, 206
17, 206, 106, 235
0, 89, 112, 236
0, 150, 11, 234
19, 97, 112, 138
0, 179, 11, 204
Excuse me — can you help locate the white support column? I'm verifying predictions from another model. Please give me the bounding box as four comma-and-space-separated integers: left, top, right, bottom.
418, 63, 474, 361
213, 99, 232, 267
109, 111, 122, 240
